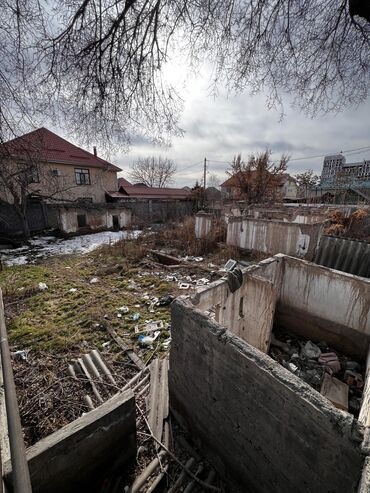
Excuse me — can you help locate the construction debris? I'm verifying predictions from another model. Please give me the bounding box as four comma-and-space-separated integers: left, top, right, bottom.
320, 374, 349, 411
269, 328, 364, 417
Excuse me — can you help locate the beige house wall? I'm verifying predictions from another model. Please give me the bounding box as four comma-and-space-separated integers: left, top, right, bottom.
0, 161, 118, 204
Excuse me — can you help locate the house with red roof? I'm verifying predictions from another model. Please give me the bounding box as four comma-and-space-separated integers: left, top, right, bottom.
0, 127, 121, 205
0, 128, 133, 235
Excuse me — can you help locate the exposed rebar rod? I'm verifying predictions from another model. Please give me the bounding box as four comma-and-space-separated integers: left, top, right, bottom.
0, 289, 32, 492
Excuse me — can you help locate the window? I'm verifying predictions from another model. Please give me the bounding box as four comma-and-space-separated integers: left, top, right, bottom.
77, 214, 87, 227
52, 169, 60, 176
75, 168, 91, 185
21, 165, 39, 184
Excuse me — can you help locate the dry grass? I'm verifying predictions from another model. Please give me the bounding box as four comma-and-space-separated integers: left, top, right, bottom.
152, 217, 227, 256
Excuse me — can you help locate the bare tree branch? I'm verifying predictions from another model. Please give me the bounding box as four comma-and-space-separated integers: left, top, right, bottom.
129, 156, 176, 187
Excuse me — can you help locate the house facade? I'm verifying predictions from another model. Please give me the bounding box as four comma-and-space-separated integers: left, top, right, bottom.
279, 174, 298, 200
0, 128, 133, 236
0, 127, 120, 205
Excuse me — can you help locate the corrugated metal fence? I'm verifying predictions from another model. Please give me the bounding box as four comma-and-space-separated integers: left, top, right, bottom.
315, 235, 370, 278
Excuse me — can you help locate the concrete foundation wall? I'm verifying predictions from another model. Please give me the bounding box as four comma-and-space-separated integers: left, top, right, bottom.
170, 300, 364, 493
277, 256, 370, 358
4, 391, 136, 493
192, 266, 279, 352
227, 217, 323, 260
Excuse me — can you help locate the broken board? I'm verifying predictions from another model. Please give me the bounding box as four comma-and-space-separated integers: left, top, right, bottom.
320, 373, 349, 411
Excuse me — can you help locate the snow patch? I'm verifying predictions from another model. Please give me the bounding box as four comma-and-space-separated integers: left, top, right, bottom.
1, 230, 141, 266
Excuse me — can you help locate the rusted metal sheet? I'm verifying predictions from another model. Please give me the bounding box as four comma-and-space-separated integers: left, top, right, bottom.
315, 235, 370, 278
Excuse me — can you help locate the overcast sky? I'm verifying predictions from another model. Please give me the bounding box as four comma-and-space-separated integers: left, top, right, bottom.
114, 63, 370, 188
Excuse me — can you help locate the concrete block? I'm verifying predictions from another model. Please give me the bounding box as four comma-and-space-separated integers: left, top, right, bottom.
4, 390, 136, 493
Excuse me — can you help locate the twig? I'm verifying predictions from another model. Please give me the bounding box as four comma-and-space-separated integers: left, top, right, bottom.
135, 403, 221, 492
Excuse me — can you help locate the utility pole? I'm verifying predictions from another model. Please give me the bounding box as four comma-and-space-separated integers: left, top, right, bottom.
203, 157, 207, 207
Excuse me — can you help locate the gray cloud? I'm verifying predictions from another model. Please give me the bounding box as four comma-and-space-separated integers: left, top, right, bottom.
115, 70, 370, 187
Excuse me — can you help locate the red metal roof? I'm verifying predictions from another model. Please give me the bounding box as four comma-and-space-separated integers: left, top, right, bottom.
118, 185, 191, 199
0, 127, 121, 172
118, 177, 132, 187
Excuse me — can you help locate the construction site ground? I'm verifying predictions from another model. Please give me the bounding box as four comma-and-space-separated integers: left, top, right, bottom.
0, 221, 251, 491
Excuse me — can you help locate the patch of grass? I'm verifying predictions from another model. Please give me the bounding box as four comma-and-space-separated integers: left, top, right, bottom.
0, 249, 174, 352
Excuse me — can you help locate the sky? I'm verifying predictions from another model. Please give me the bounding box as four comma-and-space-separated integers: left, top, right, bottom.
114, 63, 370, 189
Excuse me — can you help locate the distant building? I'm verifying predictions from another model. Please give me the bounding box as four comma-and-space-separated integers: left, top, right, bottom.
220, 172, 244, 199
278, 174, 298, 200
321, 154, 370, 187
117, 177, 132, 187
221, 172, 297, 201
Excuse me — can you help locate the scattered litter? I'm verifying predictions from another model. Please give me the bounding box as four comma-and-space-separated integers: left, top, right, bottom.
69, 288, 78, 293
196, 278, 210, 286
270, 329, 364, 417
320, 374, 349, 411
118, 306, 129, 313
117, 313, 122, 318
11, 349, 29, 361
224, 259, 238, 271
162, 338, 171, 349
301, 341, 321, 360
157, 295, 174, 306
90, 277, 99, 284
38, 282, 48, 291
179, 283, 190, 290
132, 313, 140, 321
184, 256, 203, 262
138, 331, 160, 347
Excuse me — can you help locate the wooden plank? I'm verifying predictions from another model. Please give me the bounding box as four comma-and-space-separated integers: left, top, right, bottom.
105, 326, 145, 370
148, 359, 160, 431
320, 374, 349, 411
359, 347, 370, 427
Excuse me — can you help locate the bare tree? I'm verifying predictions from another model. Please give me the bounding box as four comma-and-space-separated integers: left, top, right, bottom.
0, 0, 369, 149
295, 170, 320, 199
208, 174, 221, 189
129, 157, 176, 187
227, 151, 289, 204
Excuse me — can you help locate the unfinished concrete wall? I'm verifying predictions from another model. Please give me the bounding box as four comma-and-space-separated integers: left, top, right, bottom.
4, 391, 136, 493
55, 205, 132, 234
170, 300, 364, 493
192, 266, 279, 352
227, 216, 323, 260
276, 256, 370, 358
194, 212, 213, 239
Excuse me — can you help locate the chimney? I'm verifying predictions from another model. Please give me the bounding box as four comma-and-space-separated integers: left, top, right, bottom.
93, 146, 97, 157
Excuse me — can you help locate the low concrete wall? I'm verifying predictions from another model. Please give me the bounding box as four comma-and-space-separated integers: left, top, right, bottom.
277, 256, 370, 358
227, 216, 323, 260
192, 269, 278, 353
170, 300, 364, 493
195, 212, 213, 239
4, 391, 136, 493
